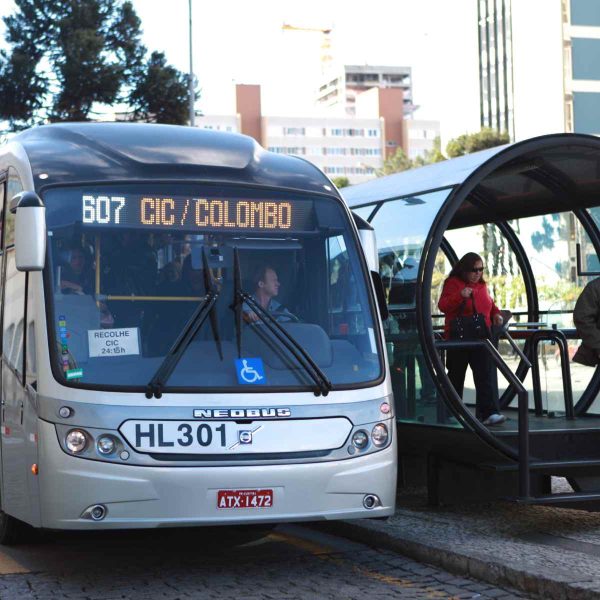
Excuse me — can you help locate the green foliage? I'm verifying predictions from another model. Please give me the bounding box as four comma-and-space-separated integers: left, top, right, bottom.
331, 176, 350, 189
130, 52, 195, 125
377, 137, 446, 176
0, 0, 196, 129
446, 128, 510, 158
377, 147, 413, 176
537, 278, 583, 309
413, 136, 446, 167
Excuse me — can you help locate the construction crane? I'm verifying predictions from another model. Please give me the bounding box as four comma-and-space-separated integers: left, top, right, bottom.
281, 23, 334, 74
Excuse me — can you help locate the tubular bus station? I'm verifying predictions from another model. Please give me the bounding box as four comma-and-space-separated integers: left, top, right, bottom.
344, 133, 600, 507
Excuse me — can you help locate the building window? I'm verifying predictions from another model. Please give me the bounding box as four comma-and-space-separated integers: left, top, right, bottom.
573, 92, 600, 134
283, 127, 306, 136
572, 39, 600, 81
267, 146, 306, 155
571, 0, 600, 26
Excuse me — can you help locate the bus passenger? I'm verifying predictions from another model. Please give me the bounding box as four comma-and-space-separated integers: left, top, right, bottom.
438, 252, 506, 426
60, 246, 94, 295
243, 266, 294, 323
573, 277, 600, 366
145, 257, 201, 356
104, 232, 157, 328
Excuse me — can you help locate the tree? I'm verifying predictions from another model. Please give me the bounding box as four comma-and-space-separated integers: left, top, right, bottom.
332, 176, 350, 189
377, 147, 413, 176
446, 128, 510, 158
377, 138, 446, 176
413, 136, 446, 167
0, 0, 195, 129
129, 52, 196, 125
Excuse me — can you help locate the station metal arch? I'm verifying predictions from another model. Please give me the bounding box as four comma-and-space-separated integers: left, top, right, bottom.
343, 133, 600, 462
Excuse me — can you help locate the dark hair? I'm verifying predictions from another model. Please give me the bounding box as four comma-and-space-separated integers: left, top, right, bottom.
448, 252, 486, 283
252, 265, 276, 289
67, 242, 91, 264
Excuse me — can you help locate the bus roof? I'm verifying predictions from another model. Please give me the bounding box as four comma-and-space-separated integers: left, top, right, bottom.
12, 123, 333, 194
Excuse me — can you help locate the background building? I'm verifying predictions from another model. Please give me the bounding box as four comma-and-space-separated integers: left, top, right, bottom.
477, 0, 515, 138
567, 0, 600, 135
478, 0, 600, 141
316, 65, 414, 117
196, 83, 439, 185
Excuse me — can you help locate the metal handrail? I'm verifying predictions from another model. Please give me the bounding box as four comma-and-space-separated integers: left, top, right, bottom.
496, 328, 532, 368
436, 339, 531, 499
526, 329, 575, 420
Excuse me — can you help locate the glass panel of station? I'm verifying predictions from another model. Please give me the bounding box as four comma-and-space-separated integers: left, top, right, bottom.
446, 212, 598, 419
369, 188, 456, 427
445, 223, 530, 416
512, 211, 597, 415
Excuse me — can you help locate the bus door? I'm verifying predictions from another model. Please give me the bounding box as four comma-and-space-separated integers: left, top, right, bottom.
0, 172, 34, 524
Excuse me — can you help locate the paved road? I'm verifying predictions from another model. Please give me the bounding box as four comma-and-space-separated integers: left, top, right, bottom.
0, 523, 527, 599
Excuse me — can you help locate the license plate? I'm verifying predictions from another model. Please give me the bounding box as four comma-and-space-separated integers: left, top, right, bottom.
217, 489, 273, 509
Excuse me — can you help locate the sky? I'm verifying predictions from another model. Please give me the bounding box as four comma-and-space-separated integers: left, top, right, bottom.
0, 0, 482, 140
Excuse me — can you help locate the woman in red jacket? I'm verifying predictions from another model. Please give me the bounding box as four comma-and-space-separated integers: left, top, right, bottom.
438, 252, 506, 426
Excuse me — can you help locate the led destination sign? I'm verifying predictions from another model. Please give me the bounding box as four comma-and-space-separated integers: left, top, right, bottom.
81, 194, 314, 232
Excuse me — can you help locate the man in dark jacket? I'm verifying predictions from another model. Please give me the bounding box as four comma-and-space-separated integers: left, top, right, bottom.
573, 278, 600, 366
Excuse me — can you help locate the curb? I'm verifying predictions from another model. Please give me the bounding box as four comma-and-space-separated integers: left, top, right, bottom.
315, 520, 600, 600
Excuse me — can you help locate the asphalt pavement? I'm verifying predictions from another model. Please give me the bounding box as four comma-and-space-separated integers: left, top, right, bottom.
0, 523, 525, 599
319, 478, 600, 600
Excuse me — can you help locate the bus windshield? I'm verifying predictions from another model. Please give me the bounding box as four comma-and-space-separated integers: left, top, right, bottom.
44, 184, 382, 392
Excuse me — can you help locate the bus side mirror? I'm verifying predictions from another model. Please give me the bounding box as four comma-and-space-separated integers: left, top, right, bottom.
371, 271, 389, 320
11, 192, 46, 271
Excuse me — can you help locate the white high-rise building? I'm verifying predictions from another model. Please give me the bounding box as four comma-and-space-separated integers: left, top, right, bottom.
478, 0, 600, 141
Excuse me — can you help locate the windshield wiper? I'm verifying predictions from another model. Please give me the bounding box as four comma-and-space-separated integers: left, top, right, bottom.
145, 248, 221, 399
202, 247, 223, 361
230, 247, 332, 397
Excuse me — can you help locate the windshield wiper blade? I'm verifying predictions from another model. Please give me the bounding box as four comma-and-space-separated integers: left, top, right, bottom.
230, 247, 243, 359
229, 247, 332, 397
146, 250, 219, 399
202, 248, 223, 360
242, 293, 332, 397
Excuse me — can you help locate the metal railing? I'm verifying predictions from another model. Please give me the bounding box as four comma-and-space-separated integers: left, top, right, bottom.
526, 329, 574, 419
435, 338, 532, 499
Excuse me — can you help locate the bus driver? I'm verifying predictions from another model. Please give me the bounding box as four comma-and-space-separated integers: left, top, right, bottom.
243, 265, 295, 323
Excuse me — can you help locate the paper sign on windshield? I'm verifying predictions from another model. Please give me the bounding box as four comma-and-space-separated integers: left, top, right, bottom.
88, 328, 140, 358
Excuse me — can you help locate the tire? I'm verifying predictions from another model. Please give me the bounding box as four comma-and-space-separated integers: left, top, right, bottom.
0, 510, 32, 546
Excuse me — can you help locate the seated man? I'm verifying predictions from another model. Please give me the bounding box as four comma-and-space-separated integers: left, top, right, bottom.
61, 245, 94, 296
243, 265, 295, 323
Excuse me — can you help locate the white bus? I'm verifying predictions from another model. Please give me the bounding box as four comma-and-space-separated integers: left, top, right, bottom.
0, 123, 396, 543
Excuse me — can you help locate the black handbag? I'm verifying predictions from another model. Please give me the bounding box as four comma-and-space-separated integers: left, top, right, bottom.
449, 296, 490, 340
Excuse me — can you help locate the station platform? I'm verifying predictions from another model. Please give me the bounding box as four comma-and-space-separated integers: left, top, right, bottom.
317, 479, 600, 600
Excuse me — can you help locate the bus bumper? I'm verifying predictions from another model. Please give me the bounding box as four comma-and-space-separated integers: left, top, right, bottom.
37, 420, 397, 529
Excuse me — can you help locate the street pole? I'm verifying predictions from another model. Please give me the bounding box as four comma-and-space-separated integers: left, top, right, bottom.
188, 0, 195, 126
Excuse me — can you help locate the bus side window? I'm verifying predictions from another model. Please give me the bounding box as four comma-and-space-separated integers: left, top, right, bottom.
11, 319, 23, 376
3, 258, 26, 381
2, 168, 25, 383
328, 235, 349, 313
5, 167, 22, 248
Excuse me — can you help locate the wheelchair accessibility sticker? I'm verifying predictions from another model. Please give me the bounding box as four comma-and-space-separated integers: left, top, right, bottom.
235, 358, 266, 385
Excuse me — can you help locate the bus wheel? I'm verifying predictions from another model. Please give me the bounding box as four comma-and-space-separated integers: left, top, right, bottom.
0, 510, 30, 545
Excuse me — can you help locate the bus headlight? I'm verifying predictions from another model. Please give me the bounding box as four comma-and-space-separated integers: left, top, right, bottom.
65, 429, 88, 454
96, 435, 116, 455
371, 423, 389, 447
352, 430, 369, 449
